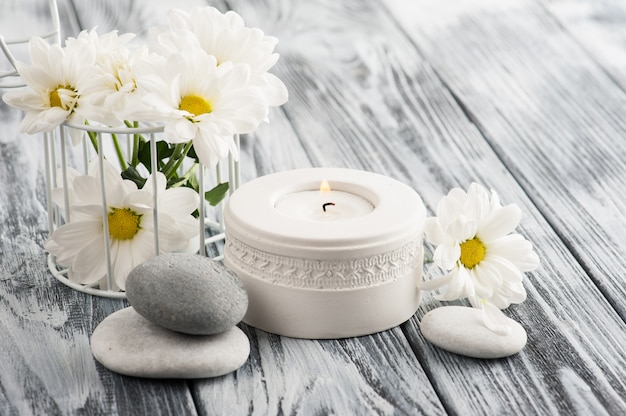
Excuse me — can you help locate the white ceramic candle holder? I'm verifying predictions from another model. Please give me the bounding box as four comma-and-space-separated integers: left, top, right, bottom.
224, 168, 426, 339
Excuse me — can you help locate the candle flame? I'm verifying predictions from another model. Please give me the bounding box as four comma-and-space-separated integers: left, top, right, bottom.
320, 180, 331, 193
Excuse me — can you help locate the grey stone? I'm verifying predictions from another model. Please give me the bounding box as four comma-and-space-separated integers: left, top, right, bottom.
420, 305, 527, 359
126, 253, 248, 335
91, 307, 250, 378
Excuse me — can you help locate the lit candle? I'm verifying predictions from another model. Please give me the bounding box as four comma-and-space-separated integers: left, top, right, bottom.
224, 168, 425, 339
275, 179, 374, 221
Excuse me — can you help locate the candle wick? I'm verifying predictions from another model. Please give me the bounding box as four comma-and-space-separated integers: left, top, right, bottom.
322, 202, 335, 212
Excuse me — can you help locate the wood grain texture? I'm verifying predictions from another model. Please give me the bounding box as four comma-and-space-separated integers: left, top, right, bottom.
68, 0, 208, 39
0, 119, 198, 415
3, 0, 626, 414
204, 0, 626, 414
193, 326, 445, 415
384, 0, 626, 318
381, 0, 626, 413
0, 1, 198, 414
544, 0, 626, 90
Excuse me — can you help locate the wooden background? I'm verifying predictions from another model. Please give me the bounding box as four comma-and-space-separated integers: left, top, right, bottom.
1, 0, 626, 414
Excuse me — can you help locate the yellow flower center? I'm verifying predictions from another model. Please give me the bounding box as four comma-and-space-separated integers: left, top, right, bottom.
49, 85, 73, 109
459, 237, 486, 269
179, 94, 212, 116
108, 208, 142, 240
49, 89, 63, 108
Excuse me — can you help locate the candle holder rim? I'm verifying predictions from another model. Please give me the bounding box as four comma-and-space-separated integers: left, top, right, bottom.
225, 167, 426, 260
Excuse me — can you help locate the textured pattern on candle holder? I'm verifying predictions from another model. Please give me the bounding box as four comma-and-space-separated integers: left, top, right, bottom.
224, 237, 423, 289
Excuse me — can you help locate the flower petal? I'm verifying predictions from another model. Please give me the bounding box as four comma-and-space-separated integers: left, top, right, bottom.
68, 236, 108, 285
159, 187, 199, 216
446, 215, 476, 242
478, 204, 522, 242
479, 300, 514, 335
437, 267, 474, 301
433, 242, 460, 270
487, 234, 539, 272
419, 269, 454, 291
424, 217, 446, 246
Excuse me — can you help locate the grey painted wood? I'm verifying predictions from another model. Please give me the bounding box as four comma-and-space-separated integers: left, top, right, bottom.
192, 326, 445, 415
2, 0, 626, 414
384, 0, 626, 318
0, 1, 199, 415
544, 0, 626, 90
382, 0, 626, 414
0, 118, 198, 415
212, 0, 626, 413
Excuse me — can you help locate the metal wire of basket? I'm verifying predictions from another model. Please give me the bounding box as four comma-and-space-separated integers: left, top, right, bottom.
44, 122, 240, 298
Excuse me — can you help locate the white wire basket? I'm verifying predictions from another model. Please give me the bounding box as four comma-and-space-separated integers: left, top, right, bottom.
43, 123, 240, 298
2, 0, 241, 298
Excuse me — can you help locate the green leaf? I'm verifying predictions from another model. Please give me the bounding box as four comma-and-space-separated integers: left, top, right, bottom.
120, 166, 147, 188
187, 170, 199, 191
166, 163, 199, 189
167, 176, 188, 188
138, 140, 174, 172
205, 182, 229, 206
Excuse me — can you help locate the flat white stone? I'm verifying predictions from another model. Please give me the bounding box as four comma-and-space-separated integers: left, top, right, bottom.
91, 307, 250, 379
420, 306, 527, 359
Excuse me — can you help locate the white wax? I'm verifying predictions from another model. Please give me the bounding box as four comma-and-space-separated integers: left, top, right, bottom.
275, 190, 374, 221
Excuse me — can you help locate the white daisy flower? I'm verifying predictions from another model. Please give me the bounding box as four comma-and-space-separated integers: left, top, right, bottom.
2, 34, 100, 143
421, 182, 539, 310
132, 47, 267, 167
66, 29, 149, 126
154, 6, 288, 107
45, 159, 199, 290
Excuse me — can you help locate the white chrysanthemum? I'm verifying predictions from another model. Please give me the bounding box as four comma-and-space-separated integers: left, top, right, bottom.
2, 35, 100, 142
131, 47, 267, 167
153, 6, 288, 107
66, 29, 149, 126
45, 159, 199, 290
422, 183, 539, 310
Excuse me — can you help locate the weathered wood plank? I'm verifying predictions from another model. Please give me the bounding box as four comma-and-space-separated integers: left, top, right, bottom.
543, 0, 626, 90
67, 0, 207, 38
5, 0, 626, 414
217, 0, 626, 413
193, 326, 445, 415
385, 0, 626, 318
225, 0, 626, 413
0, 1, 199, 414
0, 125, 198, 415
380, 0, 626, 413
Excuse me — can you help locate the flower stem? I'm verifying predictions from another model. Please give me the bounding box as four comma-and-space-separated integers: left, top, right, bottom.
111, 133, 128, 170
162, 141, 193, 179
87, 130, 99, 153
129, 121, 140, 166
171, 141, 194, 175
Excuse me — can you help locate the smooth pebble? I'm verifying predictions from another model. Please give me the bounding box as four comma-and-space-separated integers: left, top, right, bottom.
420, 305, 527, 359
91, 307, 250, 379
126, 253, 248, 335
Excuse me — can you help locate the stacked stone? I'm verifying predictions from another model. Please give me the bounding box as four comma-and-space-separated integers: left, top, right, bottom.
90, 253, 250, 379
